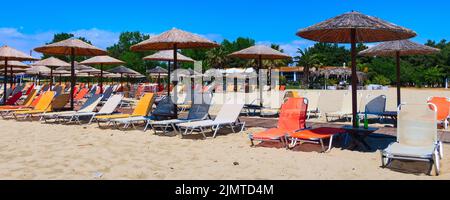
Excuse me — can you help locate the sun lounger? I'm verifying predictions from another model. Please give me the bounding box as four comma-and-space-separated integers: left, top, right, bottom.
381, 103, 443, 176
145, 102, 211, 133
358, 95, 387, 122
74, 88, 89, 104
326, 92, 353, 122
427, 97, 449, 130
4, 91, 22, 106
40, 94, 103, 123
57, 94, 123, 124
0, 89, 37, 111
249, 98, 309, 147
286, 127, 347, 152
92, 93, 155, 126
12, 91, 56, 120
177, 102, 245, 139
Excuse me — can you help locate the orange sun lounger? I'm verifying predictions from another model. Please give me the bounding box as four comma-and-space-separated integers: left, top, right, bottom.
249, 98, 309, 147
286, 127, 347, 153
428, 97, 450, 129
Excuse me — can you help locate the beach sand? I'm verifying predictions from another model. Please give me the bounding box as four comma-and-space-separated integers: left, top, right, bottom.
0, 120, 448, 180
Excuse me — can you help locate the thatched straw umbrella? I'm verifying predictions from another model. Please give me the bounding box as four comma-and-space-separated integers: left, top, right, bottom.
25, 65, 51, 85
131, 28, 219, 96
32, 57, 70, 89
0, 60, 30, 89
0, 46, 38, 104
107, 66, 138, 87
147, 66, 169, 87
34, 38, 107, 110
144, 50, 194, 89
229, 45, 291, 107
80, 56, 124, 94
359, 40, 440, 106
296, 11, 416, 127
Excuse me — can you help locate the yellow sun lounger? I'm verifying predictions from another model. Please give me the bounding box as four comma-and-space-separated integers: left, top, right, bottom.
93, 93, 155, 126
12, 91, 56, 120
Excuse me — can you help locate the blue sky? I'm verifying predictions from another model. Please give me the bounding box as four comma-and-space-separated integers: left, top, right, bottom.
1, 0, 449, 56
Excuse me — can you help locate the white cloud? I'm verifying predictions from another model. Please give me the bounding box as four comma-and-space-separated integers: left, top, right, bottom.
0, 27, 122, 57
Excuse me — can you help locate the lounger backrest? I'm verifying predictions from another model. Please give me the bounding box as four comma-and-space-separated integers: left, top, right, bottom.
48, 94, 70, 111
278, 98, 308, 131
214, 102, 244, 124
78, 94, 103, 113
5, 91, 22, 105
98, 94, 123, 114
365, 95, 386, 114
25, 84, 35, 95
187, 103, 210, 120
74, 88, 89, 100
22, 89, 37, 107
152, 96, 177, 117
398, 103, 437, 147
53, 85, 63, 96
132, 93, 155, 116
427, 97, 450, 121
101, 86, 114, 101
34, 91, 56, 111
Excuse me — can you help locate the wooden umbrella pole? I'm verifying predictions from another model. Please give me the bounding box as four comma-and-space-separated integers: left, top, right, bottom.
167, 61, 171, 95
173, 44, 178, 118
70, 48, 75, 110
59, 74, 62, 85
396, 51, 401, 106
350, 29, 358, 128
258, 55, 263, 107
50, 67, 53, 89
100, 63, 104, 94
2, 58, 8, 104
9, 65, 13, 88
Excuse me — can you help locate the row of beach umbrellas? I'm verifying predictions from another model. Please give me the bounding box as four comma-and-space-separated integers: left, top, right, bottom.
1, 12, 442, 124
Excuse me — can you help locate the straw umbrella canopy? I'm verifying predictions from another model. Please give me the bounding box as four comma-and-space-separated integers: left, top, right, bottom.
0, 61, 30, 87
229, 45, 291, 107
0, 46, 38, 104
32, 57, 70, 88
107, 66, 137, 87
131, 28, 219, 97
144, 50, 195, 89
296, 11, 416, 127
359, 40, 440, 106
34, 38, 107, 110
80, 56, 125, 94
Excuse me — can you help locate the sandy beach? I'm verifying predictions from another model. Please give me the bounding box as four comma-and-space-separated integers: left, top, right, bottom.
0, 119, 448, 180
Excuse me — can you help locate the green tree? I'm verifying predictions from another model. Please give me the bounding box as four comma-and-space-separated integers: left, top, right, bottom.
296, 48, 321, 88
107, 31, 153, 74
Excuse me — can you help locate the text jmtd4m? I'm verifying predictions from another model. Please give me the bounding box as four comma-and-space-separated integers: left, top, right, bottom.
175, 184, 274, 198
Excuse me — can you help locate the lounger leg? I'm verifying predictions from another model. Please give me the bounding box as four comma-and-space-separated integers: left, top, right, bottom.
240, 122, 246, 132
199, 127, 207, 139
230, 123, 236, 133
434, 151, 440, 176
144, 121, 150, 132
326, 136, 334, 153
88, 115, 96, 125
319, 139, 326, 153
439, 141, 444, 159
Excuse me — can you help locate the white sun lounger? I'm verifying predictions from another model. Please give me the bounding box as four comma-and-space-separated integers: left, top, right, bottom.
177, 103, 245, 139
381, 103, 443, 176
40, 94, 103, 123
58, 94, 123, 124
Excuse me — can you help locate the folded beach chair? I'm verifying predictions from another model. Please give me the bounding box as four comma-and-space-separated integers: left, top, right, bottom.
427, 97, 450, 130
58, 94, 123, 124
358, 95, 387, 122
145, 101, 211, 133
177, 102, 245, 139
12, 91, 56, 120
286, 127, 347, 153
40, 94, 103, 123
92, 93, 155, 126
249, 98, 309, 147
381, 103, 443, 176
